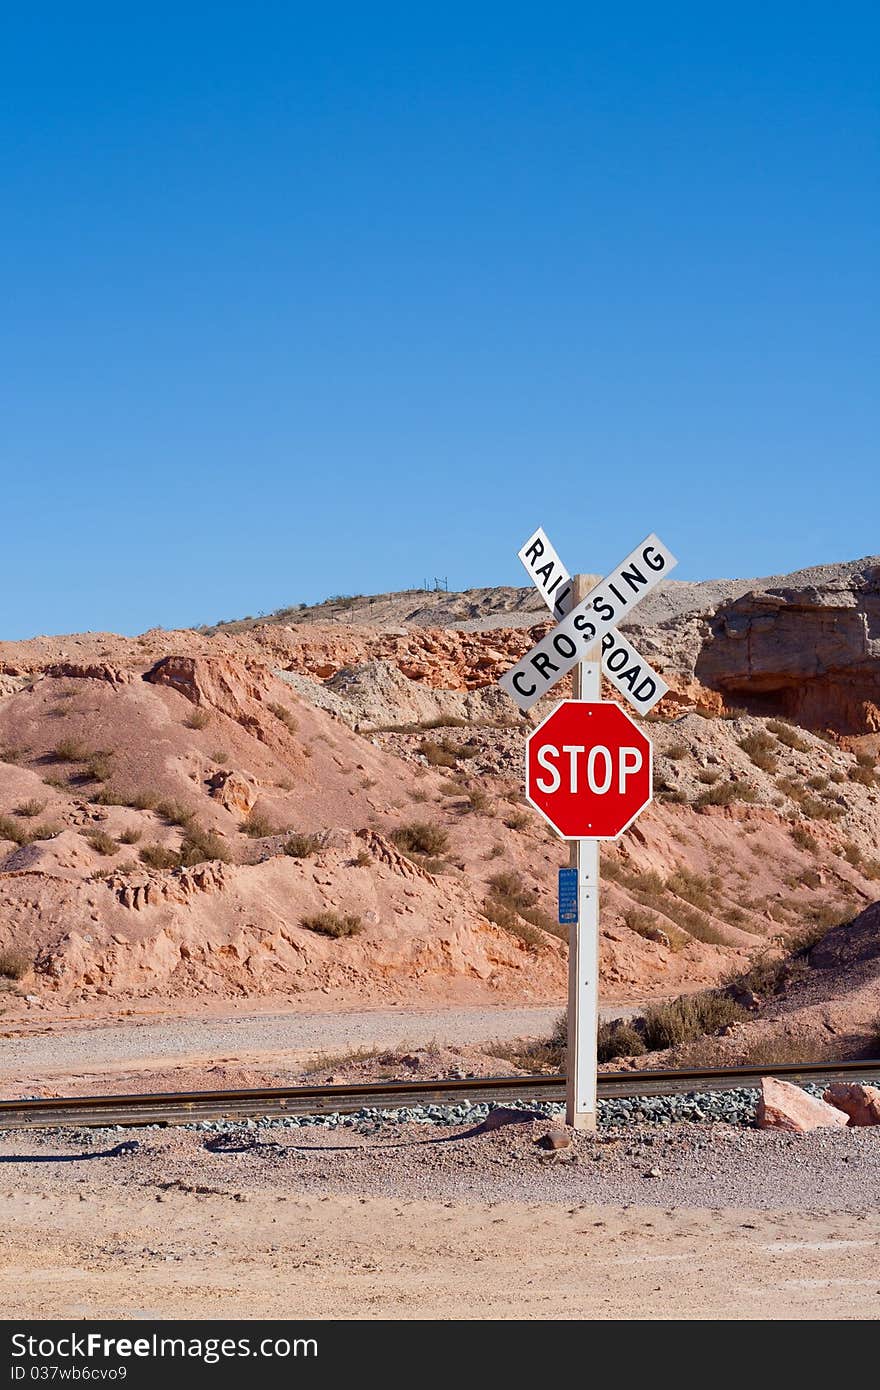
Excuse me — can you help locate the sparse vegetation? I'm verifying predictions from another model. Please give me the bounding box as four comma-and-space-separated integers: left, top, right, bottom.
0, 816, 34, 846
597, 1019, 648, 1061
462, 788, 490, 813
353, 849, 372, 868
13, 799, 46, 818
391, 822, 450, 857
52, 738, 90, 763
418, 739, 458, 768
283, 833, 321, 858
119, 827, 143, 845
640, 992, 747, 1050
767, 719, 810, 753
179, 828, 232, 866
241, 812, 279, 838
739, 732, 779, 774
83, 752, 113, 782
155, 799, 196, 828
665, 742, 688, 760
84, 830, 118, 856
489, 1014, 566, 1073
503, 809, 529, 830
695, 779, 758, 807
301, 910, 363, 938
0, 950, 30, 981
184, 708, 210, 730
211, 751, 229, 766
267, 702, 298, 734
139, 844, 181, 870
847, 764, 877, 787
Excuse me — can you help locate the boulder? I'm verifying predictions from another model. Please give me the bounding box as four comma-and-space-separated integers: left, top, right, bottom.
822, 1082, 880, 1127
206, 769, 258, 816
757, 1076, 850, 1133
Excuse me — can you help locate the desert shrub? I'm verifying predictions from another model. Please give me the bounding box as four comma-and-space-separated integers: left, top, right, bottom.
126, 790, 160, 811
353, 849, 372, 868
83, 752, 113, 782
665, 742, 688, 760
241, 811, 279, 838
301, 911, 363, 938
29, 824, 61, 841
656, 785, 688, 804
666, 869, 713, 911
790, 824, 819, 853
184, 708, 210, 730
695, 780, 758, 807
767, 719, 810, 752
488, 870, 530, 902
84, 830, 118, 856
283, 833, 321, 859
418, 739, 458, 769
848, 764, 877, 787
597, 1020, 647, 1062
503, 809, 530, 830
697, 768, 722, 785
155, 799, 195, 827
481, 897, 544, 950
843, 841, 863, 867
211, 751, 230, 767
139, 844, 181, 870
799, 796, 844, 822
739, 731, 776, 758
52, 738, 89, 763
267, 702, 298, 733
623, 908, 667, 942
118, 827, 143, 845
0, 950, 30, 980
13, 799, 46, 818
807, 774, 828, 790
462, 788, 490, 813
0, 816, 31, 846
391, 822, 450, 857
856, 750, 877, 768
179, 829, 232, 866
490, 1014, 567, 1073
641, 993, 747, 1050
90, 786, 130, 807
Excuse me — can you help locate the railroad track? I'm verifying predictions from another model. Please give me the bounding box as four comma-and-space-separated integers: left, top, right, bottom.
2, 1058, 880, 1130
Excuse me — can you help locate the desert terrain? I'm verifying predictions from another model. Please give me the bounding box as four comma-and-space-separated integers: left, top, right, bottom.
1, 553, 880, 1089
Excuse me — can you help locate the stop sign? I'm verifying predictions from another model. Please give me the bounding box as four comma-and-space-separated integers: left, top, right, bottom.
525, 700, 652, 839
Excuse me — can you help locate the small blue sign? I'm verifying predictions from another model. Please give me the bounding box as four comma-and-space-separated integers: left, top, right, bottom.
558, 867, 578, 925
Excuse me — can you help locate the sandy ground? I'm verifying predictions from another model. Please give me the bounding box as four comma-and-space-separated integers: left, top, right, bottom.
0, 1004, 640, 1097
1, 1120, 879, 1319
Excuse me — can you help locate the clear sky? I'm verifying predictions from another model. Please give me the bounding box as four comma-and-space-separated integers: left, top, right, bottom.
2, 4, 877, 640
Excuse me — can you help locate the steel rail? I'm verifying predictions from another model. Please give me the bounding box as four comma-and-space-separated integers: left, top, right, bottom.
1, 1058, 880, 1130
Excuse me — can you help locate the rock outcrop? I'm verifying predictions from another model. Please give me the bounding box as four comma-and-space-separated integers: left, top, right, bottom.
822, 1082, 880, 1126
695, 562, 880, 732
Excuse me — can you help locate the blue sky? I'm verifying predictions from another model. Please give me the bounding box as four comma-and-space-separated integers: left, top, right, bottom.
2, 4, 877, 639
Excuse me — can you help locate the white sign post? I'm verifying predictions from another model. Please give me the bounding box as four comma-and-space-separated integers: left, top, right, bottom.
501, 528, 678, 1129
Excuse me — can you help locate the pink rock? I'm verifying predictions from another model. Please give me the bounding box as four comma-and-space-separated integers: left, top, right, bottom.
757, 1077, 851, 1133
823, 1082, 880, 1127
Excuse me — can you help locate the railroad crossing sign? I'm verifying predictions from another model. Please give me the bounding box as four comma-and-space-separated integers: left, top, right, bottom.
517, 526, 669, 716
500, 530, 677, 713
496, 527, 677, 1133
526, 700, 652, 839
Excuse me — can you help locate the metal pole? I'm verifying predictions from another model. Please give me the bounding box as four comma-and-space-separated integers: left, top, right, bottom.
566, 574, 601, 1130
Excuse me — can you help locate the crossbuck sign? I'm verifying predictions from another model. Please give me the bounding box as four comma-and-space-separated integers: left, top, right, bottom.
497, 526, 678, 1131
500, 528, 676, 715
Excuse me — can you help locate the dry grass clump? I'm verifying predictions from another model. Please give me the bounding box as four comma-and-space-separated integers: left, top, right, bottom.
391, 822, 450, 857
461, 788, 491, 813
282, 833, 321, 858
848, 764, 878, 787
483, 869, 562, 943
241, 812, 279, 838
490, 1014, 567, 1072
640, 992, 747, 1050
418, 739, 459, 768
482, 898, 546, 950
503, 809, 530, 830
695, 779, 759, 807
697, 768, 722, 785
52, 738, 90, 763
155, 799, 196, 828
790, 824, 819, 853
82, 752, 113, 782
0, 816, 59, 847
139, 844, 180, 870
13, 799, 46, 818
0, 950, 30, 980
84, 830, 118, 856
301, 911, 363, 938
597, 1019, 648, 1062
184, 708, 211, 730
623, 908, 670, 944
665, 742, 688, 760
767, 719, 810, 752
118, 827, 143, 845
738, 731, 778, 774
267, 702, 298, 733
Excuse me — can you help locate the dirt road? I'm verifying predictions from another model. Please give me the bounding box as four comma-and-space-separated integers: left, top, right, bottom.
1, 1004, 639, 1095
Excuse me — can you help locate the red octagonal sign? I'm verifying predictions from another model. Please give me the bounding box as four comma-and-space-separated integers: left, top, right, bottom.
526, 700, 652, 840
